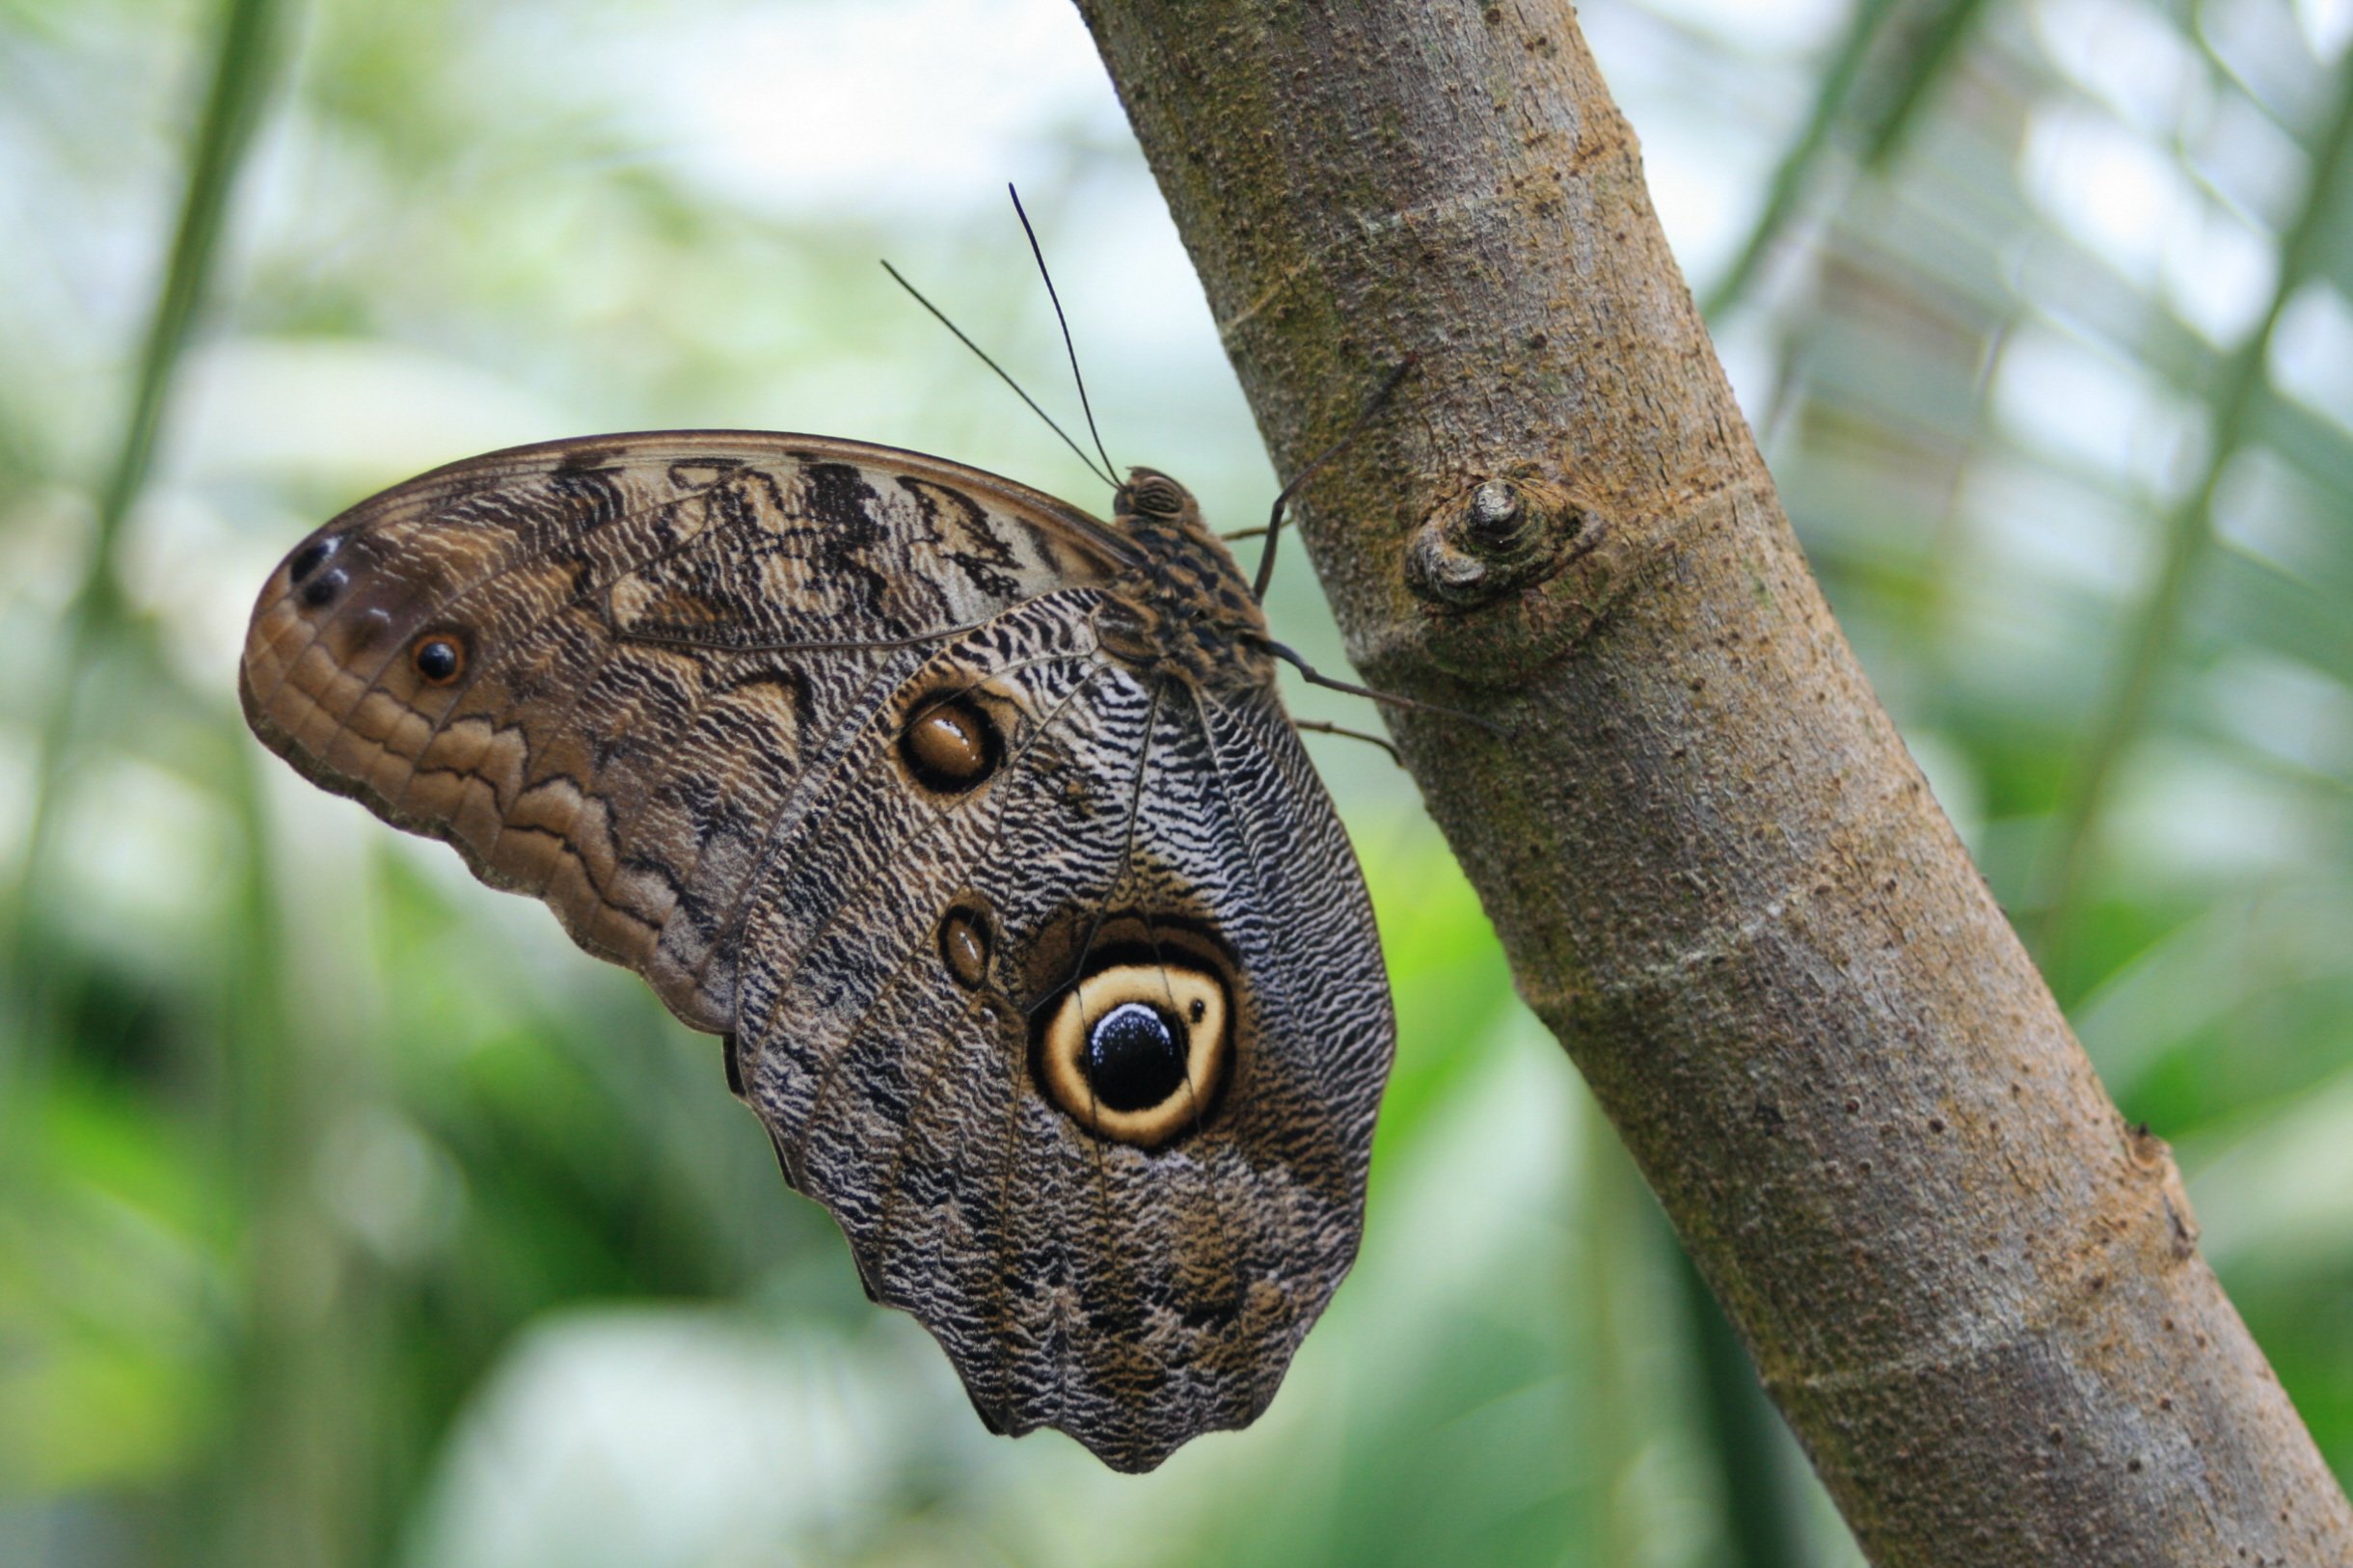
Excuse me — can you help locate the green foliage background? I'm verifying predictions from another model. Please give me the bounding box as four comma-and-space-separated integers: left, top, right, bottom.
4, 1, 2351, 1563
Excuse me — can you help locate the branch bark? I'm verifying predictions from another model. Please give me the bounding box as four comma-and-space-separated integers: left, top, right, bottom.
1071, 3, 2353, 1561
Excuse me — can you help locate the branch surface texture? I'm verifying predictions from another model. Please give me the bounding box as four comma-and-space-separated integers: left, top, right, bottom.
1072, 2, 2353, 1561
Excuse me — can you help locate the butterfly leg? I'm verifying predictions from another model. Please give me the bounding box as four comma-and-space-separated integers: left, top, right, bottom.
1289, 718, 1402, 767
1261, 638, 1505, 737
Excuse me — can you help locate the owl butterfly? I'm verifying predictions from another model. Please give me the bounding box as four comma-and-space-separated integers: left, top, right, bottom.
238, 422, 1397, 1471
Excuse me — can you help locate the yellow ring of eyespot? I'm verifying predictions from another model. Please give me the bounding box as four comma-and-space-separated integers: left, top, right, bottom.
1038, 960, 1230, 1148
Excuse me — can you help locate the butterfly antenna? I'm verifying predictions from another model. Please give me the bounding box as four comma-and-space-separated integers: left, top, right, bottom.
879, 259, 1119, 490
1008, 183, 1121, 489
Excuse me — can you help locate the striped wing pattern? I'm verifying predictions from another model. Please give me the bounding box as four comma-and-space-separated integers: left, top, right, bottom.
240, 430, 1394, 1472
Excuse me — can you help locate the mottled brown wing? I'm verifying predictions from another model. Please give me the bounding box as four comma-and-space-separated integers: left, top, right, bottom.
724, 591, 1393, 1472
239, 431, 1133, 1035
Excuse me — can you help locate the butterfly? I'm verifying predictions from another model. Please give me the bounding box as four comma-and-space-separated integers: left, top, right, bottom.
237, 427, 1397, 1472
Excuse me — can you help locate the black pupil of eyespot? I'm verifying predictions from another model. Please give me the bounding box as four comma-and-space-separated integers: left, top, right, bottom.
1083, 1002, 1189, 1113
416, 640, 459, 681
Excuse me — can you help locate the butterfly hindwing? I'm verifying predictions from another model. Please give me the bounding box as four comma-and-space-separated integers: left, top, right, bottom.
727, 610, 1391, 1471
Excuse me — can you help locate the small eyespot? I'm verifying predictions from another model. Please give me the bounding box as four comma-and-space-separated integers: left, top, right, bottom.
938, 906, 991, 990
412, 634, 467, 685
899, 696, 1001, 793
299, 567, 347, 609
1122, 473, 1186, 517
287, 535, 338, 584
1035, 946, 1233, 1148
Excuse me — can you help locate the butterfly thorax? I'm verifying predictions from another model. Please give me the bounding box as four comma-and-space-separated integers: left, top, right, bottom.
1095, 469, 1276, 692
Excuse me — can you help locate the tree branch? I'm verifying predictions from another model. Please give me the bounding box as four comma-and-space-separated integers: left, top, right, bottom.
1071, 3, 2353, 1561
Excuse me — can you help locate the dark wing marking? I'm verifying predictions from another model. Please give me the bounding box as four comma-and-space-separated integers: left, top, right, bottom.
240, 432, 1127, 1033
725, 595, 1392, 1470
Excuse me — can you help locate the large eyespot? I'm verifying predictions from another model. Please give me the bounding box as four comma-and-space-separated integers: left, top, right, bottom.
1035, 946, 1232, 1148
1121, 473, 1186, 518
899, 695, 1001, 793
412, 633, 467, 686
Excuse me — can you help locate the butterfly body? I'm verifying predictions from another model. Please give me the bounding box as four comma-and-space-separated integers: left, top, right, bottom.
1087, 470, 1277, 692
240, 432, 1393, 1472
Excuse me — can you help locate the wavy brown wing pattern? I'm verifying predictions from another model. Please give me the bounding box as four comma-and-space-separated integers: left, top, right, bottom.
239, 433, 1128, 1034
730, 621, 1393, 1470
238, 432, 1395, 1472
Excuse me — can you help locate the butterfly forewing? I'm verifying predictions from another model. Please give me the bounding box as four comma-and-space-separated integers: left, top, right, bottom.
241, 433, 1129, 1033
239, 429, 1395, 1473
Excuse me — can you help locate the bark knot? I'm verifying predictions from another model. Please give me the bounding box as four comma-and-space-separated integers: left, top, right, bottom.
1406, 471, 1599, 608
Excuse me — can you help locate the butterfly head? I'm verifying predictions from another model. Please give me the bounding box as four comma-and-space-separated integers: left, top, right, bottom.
1114, 467, 1194, 523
